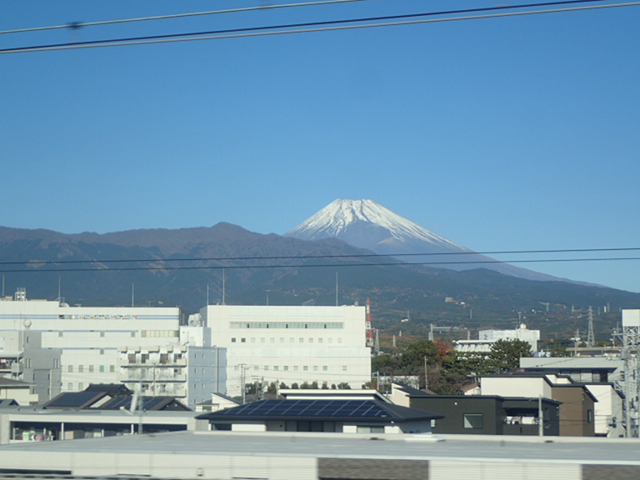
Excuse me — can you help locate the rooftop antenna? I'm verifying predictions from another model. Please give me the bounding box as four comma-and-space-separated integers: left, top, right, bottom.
206, 282, 210, 306
335, 271, 339, 306
2, 274, 4, 298
57, 276, 62, 303
131, 283, 135, 308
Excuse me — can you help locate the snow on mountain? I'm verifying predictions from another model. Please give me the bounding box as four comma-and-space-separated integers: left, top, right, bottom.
286, 199, 470, 253
286, 199, 560, 282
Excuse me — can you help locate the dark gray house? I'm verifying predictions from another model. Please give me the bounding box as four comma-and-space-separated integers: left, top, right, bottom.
392, 385, 561, 436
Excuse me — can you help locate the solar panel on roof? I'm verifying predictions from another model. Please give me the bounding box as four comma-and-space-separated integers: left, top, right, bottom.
46, 392, 100, 408
214, 399, 394, 419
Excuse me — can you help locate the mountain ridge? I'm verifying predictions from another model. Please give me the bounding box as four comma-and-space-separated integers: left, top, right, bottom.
285, 199, 562, 283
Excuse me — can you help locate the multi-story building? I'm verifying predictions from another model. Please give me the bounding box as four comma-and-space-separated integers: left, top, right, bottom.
118, 344, 227, 408
0, 328, 61, 403
200, 305, 372, 397
0, 289, 181, 396
455, 323, 540, 354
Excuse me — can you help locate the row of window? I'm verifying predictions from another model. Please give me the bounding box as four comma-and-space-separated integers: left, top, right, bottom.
59, 314, 140, 320
53, 330, 177, 337
233, 364, 348, 372
230, 322, 344, 329
231, 337, 343, 344
68, 365, 115, 373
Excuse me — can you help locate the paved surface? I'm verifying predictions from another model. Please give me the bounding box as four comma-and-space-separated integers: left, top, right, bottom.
2, 432, 640, 465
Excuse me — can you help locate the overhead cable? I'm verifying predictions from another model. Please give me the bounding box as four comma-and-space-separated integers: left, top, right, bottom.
3, 255, 640, 274
1, 246, 639, 267
0, 1, 368, 35
2, 1, 637, 55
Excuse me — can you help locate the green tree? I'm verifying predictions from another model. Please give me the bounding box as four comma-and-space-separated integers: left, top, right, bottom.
488, 339, 533, 372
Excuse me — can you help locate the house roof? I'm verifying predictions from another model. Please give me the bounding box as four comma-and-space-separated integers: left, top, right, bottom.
391, 383, 432, 398
197, 399, 443, 424
0, 377, 32, 387
100, 396, 191, 411
84, 383, 132, 396
44, 391, 110, 409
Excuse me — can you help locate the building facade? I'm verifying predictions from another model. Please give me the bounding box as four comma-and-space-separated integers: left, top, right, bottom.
0, 289, 181, 396
118, 344, 227, 408
200, 305, 372, 397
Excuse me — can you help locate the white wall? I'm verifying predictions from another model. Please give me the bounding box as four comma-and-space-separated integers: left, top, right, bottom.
479, 376, 553, 399
0, 298, 181, 392
201, 305, 372, 397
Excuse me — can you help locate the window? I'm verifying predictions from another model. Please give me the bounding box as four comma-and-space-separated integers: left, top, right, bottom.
58, 331, 63, 337
78, 383, 84, 390
231, 338, 237, 343
110, 365, 115, 373
68, 365, 74, 373
100, 331, 105, 337
464, 414, 484, 429
78, 365, 84, 373
588, 409, 594, 423
284, 366, 289, 371
303, 366, 309, 371
342, 366, 347, 371
274, 366, 280, 371
313, 366, 318, 371
67, 383, 73, 390
318, 338, 323, 343
357, 426, 384, 434
89, 365, 94, 373
131, 331, 136, 337
241, 338, 246, 343
323, 366, 328, 371
99, 365, 105, 372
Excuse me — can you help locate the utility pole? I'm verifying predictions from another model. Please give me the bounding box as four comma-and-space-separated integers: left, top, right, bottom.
424, 356, 428, 391
538, 395, 544, 437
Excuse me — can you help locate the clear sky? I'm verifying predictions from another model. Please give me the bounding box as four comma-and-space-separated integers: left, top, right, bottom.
1, 1, 639, 293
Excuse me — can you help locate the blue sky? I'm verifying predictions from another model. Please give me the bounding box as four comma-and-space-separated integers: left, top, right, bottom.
1, 1, 639, 292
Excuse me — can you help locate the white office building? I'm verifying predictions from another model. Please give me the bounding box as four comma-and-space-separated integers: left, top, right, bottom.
456, 323, 540, 354
0, 289, 181, 396
200, 305, 372, 397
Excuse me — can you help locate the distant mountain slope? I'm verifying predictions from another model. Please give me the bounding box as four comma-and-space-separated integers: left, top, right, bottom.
1, 222, 638, 334
285, 199, 561, 282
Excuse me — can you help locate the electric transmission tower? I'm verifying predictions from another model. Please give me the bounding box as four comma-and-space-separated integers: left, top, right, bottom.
587, 306, 595, 348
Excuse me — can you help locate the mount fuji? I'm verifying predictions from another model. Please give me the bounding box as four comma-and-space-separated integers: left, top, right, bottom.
285, 199, 559, 282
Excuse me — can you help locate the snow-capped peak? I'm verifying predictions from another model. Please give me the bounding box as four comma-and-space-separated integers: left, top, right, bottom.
286, 199, 468, 252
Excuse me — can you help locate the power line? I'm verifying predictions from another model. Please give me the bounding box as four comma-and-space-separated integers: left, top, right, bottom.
1, 246, 639, 267
0, 0, 367, 35
2, 1, 637, 55
2, 255, 640, 274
